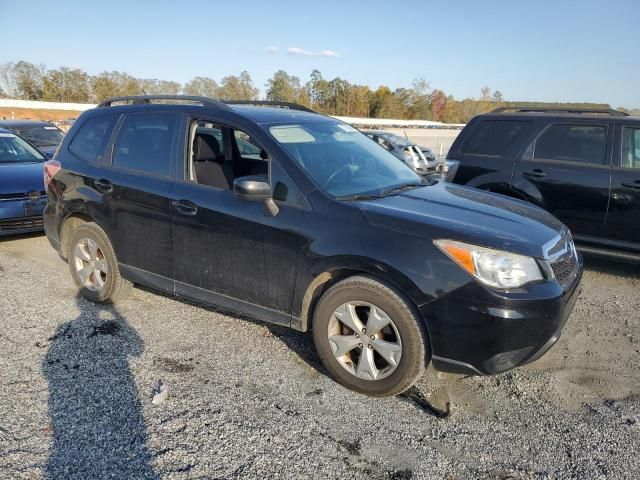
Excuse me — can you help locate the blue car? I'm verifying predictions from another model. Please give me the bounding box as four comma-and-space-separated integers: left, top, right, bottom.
0, 128, 48, 236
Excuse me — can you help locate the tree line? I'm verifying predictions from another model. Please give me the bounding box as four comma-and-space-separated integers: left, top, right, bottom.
1, 60, 629, 124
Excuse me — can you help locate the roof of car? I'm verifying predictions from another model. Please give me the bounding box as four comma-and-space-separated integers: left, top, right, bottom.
0, 119, 54, 127
86, 102, 336, 126
481, 108, 640, 123
481, 112, 640, 124
228, 105, 330, 123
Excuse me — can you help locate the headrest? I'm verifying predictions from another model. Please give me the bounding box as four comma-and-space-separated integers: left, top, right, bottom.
194, 134, 221, 162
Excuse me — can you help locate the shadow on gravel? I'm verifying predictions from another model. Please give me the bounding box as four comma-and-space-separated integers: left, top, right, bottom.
137, 284, 333, 381
43, 295, 158, 479
582, 255, 640, 279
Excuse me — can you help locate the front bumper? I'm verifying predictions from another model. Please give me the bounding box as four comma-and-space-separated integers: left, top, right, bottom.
0, 198, 47, 236
422, 262, 583, 376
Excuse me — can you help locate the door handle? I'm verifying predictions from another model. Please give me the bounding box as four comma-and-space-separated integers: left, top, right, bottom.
172, 199, 198, 216
523, 169, 547, 178
622, 182, 640, 190
94, 179, 113, 193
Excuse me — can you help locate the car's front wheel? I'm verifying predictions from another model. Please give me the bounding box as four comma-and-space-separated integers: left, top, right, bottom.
68, 222, 132, 303
312, 276, 428, 396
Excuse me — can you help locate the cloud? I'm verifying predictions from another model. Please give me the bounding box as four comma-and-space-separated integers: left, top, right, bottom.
319, 50, 340, 57
287, 47, 313, 56
286, 47, 341, 58
265, 46, 279, 53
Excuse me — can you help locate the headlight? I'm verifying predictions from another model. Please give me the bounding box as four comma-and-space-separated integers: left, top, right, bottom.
434, 239, 544, 289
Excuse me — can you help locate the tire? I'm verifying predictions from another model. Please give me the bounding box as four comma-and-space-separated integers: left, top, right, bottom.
312, 275, 428, 397
67, 222, 132, 303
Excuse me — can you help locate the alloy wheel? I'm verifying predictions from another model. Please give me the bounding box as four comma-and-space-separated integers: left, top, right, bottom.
73, 237, 108, 292
327, 302, 402, 381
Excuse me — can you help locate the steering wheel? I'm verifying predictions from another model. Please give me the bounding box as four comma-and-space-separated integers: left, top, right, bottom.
322, 164, 353, 190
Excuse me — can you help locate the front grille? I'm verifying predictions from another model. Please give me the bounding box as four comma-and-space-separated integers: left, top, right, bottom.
0, 191, 47, 201
549, 242, 578, 288
0, 216, 44, 232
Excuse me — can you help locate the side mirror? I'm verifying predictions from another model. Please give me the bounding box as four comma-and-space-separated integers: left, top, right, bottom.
233, 175, 272, 202
233, 175, 280, 217
42, 150, 54, 160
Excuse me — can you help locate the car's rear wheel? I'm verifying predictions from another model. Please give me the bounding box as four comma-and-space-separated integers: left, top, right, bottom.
68, 222, 132, 303
313, 276, 428, 397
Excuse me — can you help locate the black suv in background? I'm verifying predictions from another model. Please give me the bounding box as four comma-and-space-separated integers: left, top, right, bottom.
43, 96, 581, 397
446, 107, 640, 261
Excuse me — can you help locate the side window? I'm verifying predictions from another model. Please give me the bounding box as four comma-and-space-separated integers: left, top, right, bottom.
68, 114, 119, 163
460, 120, 530, 157
112, 114, 176, 177
533, 124, 607, 165
270, 159, 301, 204
621, 127, 640, 169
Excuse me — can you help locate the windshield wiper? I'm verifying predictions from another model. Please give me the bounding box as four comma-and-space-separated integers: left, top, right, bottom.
377, 182, 424, 197
335, 193, 382, 201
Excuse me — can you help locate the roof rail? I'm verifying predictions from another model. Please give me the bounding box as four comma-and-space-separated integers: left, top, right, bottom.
225, 100, 315, 113
491, 106, 628, 117
97, 95, 230, 109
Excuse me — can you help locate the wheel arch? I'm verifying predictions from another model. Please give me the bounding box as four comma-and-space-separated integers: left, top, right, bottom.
297, 258, 432, 353
59, 211, 108, 260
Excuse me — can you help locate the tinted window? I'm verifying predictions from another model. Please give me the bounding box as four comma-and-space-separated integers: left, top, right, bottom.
534, 124, 607, 165
69, 114, 119, 163
113, 114, 176, 176
621, 127, 640, 170
460, 120, 530, 156
270, 159, 300, 204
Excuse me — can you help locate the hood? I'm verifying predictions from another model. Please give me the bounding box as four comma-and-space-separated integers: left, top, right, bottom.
357, 181, 565, 259
0, 161, 46, 195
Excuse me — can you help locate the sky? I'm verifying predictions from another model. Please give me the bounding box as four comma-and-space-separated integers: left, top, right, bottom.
0, 0, 638, 108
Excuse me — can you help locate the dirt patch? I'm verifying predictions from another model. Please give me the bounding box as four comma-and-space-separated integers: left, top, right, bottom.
153, 356, 195, 373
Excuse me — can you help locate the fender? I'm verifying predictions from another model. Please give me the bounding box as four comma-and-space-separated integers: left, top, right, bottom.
293, 254, 432, 333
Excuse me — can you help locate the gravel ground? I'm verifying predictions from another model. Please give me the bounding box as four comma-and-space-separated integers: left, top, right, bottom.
0, 234, 639, 479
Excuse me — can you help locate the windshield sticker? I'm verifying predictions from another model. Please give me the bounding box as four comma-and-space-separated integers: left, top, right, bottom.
0, 133, 16, 138
270, 125, 316, 143
44, 126, 59, 130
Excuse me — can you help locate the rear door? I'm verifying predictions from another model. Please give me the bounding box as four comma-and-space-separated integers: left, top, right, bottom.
605, 123, 640, 245
102, 112, 180, 289
511, 121, 612, 238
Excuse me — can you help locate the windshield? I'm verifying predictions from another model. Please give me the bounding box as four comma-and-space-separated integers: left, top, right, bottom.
0, 132, 46, 163
269, 121, 421, 197
15, 125, 64, 147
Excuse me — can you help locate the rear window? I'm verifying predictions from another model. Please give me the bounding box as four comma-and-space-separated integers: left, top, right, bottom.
459, 120, 530, 157
112, 114, 176, 177
69, 114, 119, 163
533, 124, 607, 165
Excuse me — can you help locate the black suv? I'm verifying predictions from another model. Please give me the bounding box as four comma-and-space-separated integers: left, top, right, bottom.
43, 96, 582, 396
446, 107, 640, 261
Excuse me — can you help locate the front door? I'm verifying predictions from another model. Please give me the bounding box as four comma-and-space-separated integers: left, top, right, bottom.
170, 117, 304, 323
511, 121, 612, 238
606, 124, 640, 245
